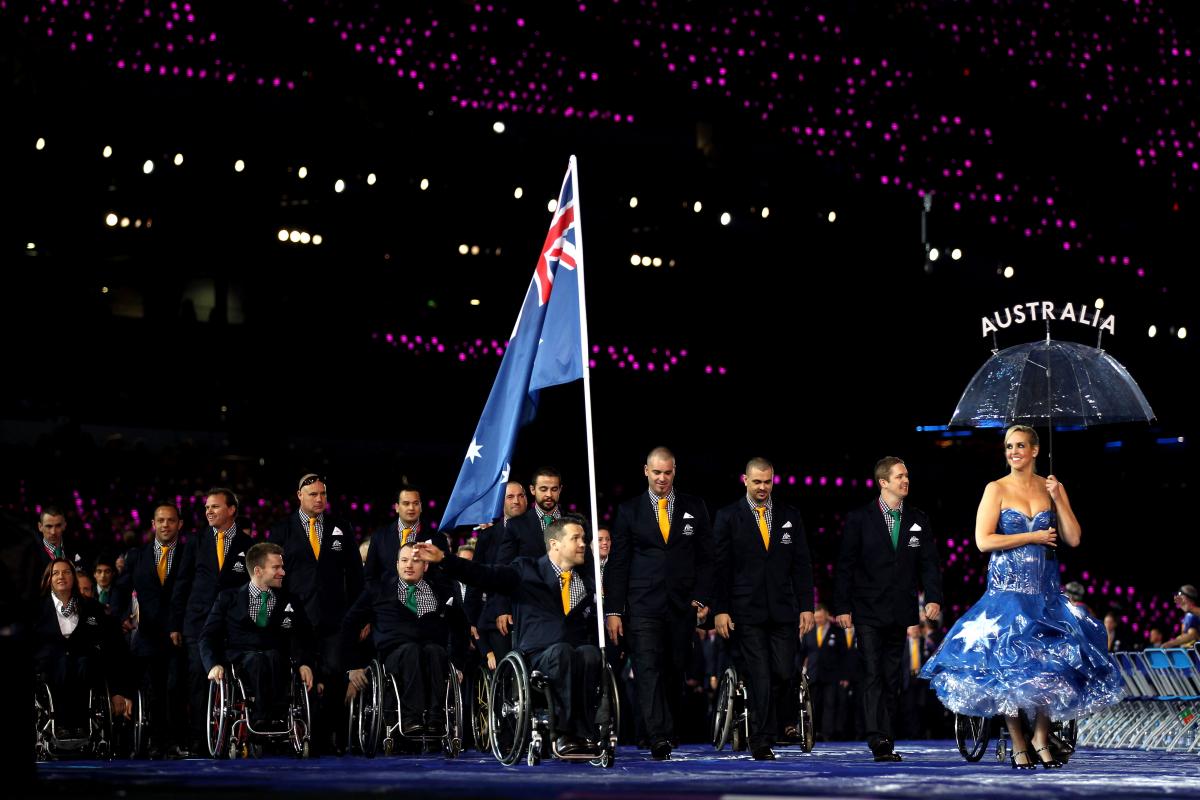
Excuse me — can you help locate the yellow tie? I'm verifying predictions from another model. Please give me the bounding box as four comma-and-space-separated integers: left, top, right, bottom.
560, 570, 572, 615
755, 506, 770, 550
657, 497, 670, 543
216, 529, 226, 571
845, 629, 854, 649
401, 527, 413, 546
157, 545, 169, 585
308, 516, 320, 559
816, 625, 824, 649
910, 636, 921, 673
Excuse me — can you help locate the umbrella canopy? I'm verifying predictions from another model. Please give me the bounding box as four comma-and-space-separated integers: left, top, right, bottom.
950, 339, 1155, 428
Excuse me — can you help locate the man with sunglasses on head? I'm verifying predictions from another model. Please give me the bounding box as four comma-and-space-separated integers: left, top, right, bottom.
270, 474, 363, 755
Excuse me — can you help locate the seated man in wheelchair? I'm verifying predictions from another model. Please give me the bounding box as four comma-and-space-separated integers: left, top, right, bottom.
200, 542, 316, 730
415, 515, 603, 756
33, 558, 132, 748
342, 541, 469, 736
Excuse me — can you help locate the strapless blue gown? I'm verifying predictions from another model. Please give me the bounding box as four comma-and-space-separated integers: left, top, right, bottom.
919, 509, 1123, 720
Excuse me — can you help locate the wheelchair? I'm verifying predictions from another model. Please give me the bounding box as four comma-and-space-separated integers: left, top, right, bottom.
346, 658, 464, 757
487, 649, 619, 767
711, 665, 816, 753
954, 710, 1077, 764
206, 662, 312, 758
33, 676, 118, 761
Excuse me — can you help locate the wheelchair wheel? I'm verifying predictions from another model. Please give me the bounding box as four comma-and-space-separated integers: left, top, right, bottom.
470, 664, 492, 753
206, 675, 231, 759
358, 660, 384, 757
33, 682, 54, 762
128, 689, 147, 759
712, 667, 738, 750
443, 666, 464, 758
91, 684, 114, 759
291, 669, 312, 757
489, 651, 532, 766
1049, 718, 1077, 764
954, 713, 991, 762
731, 680, 749, 753
795, 672, 816, 753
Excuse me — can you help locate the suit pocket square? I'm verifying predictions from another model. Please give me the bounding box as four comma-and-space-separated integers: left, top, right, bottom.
332, 527, 344, 537
782, 521, 793, 529
683, 512, 695, 519
909, 524, 922, 531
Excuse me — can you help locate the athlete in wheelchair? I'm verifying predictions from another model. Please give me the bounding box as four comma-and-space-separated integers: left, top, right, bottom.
343, 540, 468, 757
415, 515, 620, 767
33, 558, 133, 760
201, 542, 316, 758
710, 461, 816, 760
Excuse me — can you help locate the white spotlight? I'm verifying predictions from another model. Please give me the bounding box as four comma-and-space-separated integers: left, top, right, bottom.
1003, 266, 1015, 279
299, 232, 311, 244
298, 166, 308, 179
120, 217, 131, 228
143, 159, 155, 175
102, 145, 113, 158
1148, 325, 1158, 338
641, 256, 652, 267
367, 173, 377, 186
106, 213, 119, 227
234, 159, 245, 172
1094, 298, 1105, 310
459, 244, 470, 255
419, 178, 430, 191
289, 230, 301, 242
693, 201, 703, 213
35, 138, 46, 151
630, 254, 641, 266
827, 210, 837, 223
1180, 327, 1189, 340
277, 229, 289, 242
928, 247, 940, 261
720, 212, 731, 226
951, 248, 963, 261
629, 197, 639, 209
547, 199, 558, 213
470, 298, 482, 306
652, 257, 663, 267
514, 187, 524, 199
173, 153, 184, 166
492, 121, 506, 134
334, 179, 345, 193
312, 235, 323, 245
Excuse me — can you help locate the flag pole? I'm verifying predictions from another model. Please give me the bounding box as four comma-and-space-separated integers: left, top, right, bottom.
568, 156, 607, 652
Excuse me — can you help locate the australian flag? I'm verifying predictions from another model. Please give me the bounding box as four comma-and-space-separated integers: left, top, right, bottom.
439, 160, 585, 530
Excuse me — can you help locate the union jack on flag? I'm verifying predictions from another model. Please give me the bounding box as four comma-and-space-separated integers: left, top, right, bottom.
533, 177, 578, 306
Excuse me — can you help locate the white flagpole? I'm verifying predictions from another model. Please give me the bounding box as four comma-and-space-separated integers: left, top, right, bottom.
568, 155, 607, 652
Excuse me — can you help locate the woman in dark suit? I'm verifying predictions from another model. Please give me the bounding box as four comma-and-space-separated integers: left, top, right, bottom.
33, 558, 130, 732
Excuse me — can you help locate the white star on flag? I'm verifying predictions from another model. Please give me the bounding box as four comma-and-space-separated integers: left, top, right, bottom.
952, 610, 1001, 651
500, 463, 510, 483
465, 438, 483, 464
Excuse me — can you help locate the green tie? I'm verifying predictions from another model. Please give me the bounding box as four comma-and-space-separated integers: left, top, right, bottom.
99, 588, 109, 605
888, 508, 901, 550
53, 545, 63, 559
256, 590, 272, 627
405, 583, 418, 614
541, 514, 552, 530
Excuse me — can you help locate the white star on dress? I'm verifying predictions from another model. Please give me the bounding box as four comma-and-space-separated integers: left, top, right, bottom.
465, 438, 483, 464
952, 611, 1001, 651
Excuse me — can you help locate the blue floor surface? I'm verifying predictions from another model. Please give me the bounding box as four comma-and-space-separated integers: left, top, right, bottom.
32, 741, 1200, 799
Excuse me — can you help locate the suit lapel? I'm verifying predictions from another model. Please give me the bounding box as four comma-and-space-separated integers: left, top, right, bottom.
869, 505, 894, 553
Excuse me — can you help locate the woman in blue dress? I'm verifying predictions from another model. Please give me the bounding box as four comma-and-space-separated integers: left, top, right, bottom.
920, 425, 1122, 768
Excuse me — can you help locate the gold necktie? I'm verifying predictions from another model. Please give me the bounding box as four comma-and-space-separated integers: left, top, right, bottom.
816, 625, 824, 649
846, 629, 854, 648
308, 516, 320, 559
157, 545, 170, 585
560, 570, 572, 615
216, 529, 226, 570
401, 527, 413, 546
910, 637, 921, 673
657, 497, 670, 543
756, 506, 770, 550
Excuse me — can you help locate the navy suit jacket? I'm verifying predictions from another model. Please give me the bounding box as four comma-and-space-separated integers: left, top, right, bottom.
183, 524, 253, 638
833, 501, 943, 628
440, 554, 598, 657
799, 623, 845, 683
463, 525, 502, 631
199, 585, 315, 671
116, 537, 195, 656
270, 513, 364, 635
711, 498, 814, 624
340, 578, 468, 669
363, 520, 451, 591
606, 492, 713, 617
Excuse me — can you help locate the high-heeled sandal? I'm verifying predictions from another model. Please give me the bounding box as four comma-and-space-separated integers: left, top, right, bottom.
1010, 749, 1038, 769
1034, 746, 1063, 769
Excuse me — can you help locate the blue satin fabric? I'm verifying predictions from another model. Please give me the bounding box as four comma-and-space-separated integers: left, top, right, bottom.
920, 509, 1123, 720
